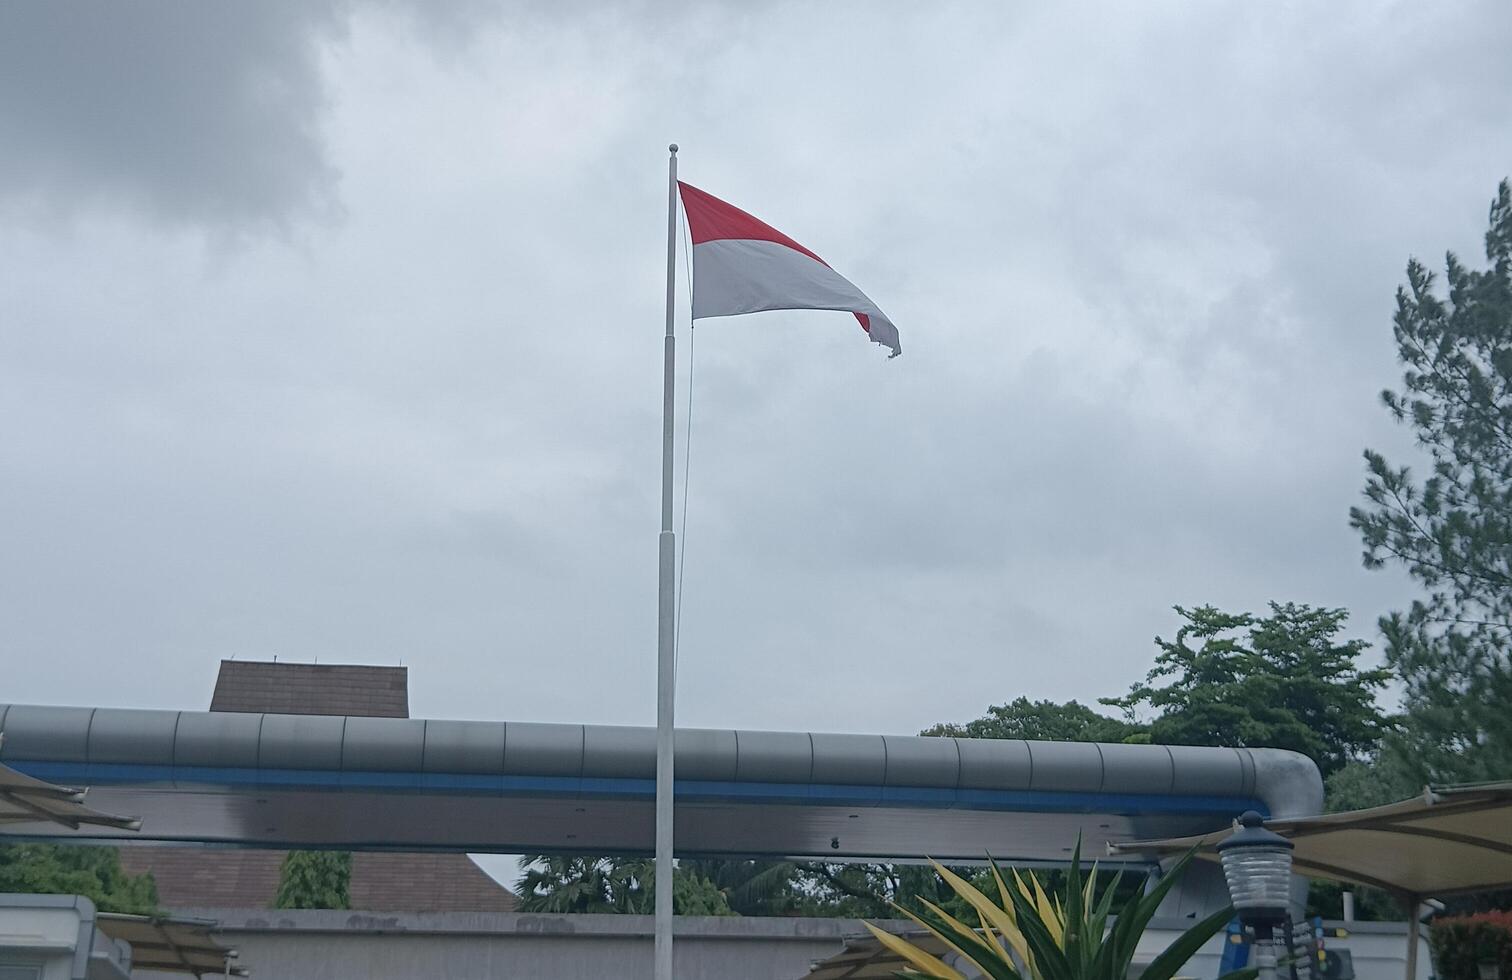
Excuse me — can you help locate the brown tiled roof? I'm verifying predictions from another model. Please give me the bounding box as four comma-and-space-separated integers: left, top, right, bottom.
122, 660, 515, 913
121, 848, 285, 909
210, 660, 408, 718
349, 853, 518, 913
120, 849, 517, 913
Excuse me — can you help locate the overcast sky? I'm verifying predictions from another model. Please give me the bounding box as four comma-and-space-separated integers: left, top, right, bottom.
3, 1, 1510, 737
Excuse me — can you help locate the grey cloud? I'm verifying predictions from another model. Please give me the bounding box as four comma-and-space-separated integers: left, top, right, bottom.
0, 0, 519, 233
0, 1, 1503, 738
0, 2, 351, 231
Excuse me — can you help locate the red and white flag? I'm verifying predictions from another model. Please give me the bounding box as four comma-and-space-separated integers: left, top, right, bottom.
677, 182, 902, 357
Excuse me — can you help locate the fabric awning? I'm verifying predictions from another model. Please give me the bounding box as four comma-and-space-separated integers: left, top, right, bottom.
0, 758, 140, 831
97, 913, 247, 977
804, 932, 963, 979
1111, 781, 1512, 900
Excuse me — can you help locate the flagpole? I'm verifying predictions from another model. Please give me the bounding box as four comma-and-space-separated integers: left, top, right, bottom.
654, 142, 679, 980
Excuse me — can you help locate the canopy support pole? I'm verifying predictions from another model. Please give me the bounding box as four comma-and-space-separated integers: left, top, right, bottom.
1403, 893, 1421, 980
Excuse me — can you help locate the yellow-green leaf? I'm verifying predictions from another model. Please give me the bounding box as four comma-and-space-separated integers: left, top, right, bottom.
916, 898, 1009, 977
1028, 873, 1064, 945
861, 922, 966, 980
932, 861, 1032, 968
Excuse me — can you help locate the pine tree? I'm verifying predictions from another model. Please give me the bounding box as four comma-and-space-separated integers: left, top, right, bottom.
1351, 180, 1512, 783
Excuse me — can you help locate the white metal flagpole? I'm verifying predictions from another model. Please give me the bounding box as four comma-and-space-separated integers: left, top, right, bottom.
654, 142, 679, 980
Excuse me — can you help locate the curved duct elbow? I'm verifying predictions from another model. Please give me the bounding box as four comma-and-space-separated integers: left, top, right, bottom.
1246, 748, 1324, 820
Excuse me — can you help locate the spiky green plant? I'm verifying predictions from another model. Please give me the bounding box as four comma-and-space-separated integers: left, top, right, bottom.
864, 844, 1256, 980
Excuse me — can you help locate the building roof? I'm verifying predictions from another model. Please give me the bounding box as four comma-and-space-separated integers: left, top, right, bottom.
210, 660, 408, 718
119, 849, 518, 914
120, 848, 285, 909
117, 659, 514, 915
350, 853, 518, 913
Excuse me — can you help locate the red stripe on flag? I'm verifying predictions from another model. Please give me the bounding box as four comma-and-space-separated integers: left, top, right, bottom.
678, 181, 829, 268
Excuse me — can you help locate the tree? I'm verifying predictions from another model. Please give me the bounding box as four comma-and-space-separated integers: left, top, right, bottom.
921, 697, 1145, 743
0, 844, 157, 914
1301, 758, 1421, 921
1103, 603, 1391, 778
1325, 758, 1419, 813
685, 857, 995, 919
789, 863, 959, 919
679, 858, 803, 916
670, 868, 737, 916
273, 850, 351, 910
514, 855, 626, 914
1350, 180, 1512, 784
513, 854, 977, 919
513, 856, 732, 916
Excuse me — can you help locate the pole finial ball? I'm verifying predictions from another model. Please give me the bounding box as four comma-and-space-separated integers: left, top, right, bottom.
669, 143, 679, 153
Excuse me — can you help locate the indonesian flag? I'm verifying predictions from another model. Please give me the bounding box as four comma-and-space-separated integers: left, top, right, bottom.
678, 182, 902, 357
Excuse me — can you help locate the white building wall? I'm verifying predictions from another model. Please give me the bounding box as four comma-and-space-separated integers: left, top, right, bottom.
164, 911, 1433, 980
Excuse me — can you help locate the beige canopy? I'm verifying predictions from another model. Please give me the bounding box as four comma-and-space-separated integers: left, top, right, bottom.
0, 760, 141, 831
1114, 782, 1512, 980
1112, 781, 1512, 900
805, 931, 959, 979
799, 782, 1512, 980
97, 913, 247, 977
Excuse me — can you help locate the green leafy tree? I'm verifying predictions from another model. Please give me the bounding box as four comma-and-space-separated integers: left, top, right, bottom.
679, 859, 804, 916
1103, 603, 1391, 778
0, 844, 157, 914
514, 854, 972, 919
789, 863, 958, 919
669, 867, 736, 916
514, 856, 731, 916
514, 855, 624, 914
1350, 180, 1512, 784
921, 697, 1144, 743
1302, 758, 1421, 921
1324, 758, 1419, 813
683, 857, 985, 920
273, 850, 351, 910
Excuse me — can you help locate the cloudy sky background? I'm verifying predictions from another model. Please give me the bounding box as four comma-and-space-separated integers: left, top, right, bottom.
3, 1, 1510, 737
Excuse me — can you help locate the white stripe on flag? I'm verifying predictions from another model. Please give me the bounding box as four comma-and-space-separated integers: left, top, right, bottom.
690, 238, 901, 356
